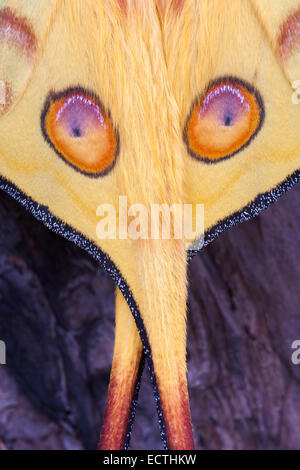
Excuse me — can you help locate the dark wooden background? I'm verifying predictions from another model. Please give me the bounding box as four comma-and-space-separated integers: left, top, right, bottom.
0, 185, 299, 450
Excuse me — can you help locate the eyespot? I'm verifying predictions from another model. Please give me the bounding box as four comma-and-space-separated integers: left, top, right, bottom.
184, 77, 264, 163
41, 88, 119, 177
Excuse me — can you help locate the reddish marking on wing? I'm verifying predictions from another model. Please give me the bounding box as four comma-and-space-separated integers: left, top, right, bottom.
0, 7, 36, 60
99, 364, 138, 450
156, 0, 168, 16
278, 6, 300, 60
173, 0, 184, 13
117, 0, 127, 13
157, 1, 184, 17
160, 377, 195, 450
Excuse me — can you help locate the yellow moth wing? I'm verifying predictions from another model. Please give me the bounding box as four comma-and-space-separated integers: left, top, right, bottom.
0, 0, 183, 298
163, 0, 300, 249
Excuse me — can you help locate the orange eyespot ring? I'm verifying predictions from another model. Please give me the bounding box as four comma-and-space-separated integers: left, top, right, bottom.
41, 87, 119, 177
184, 77, 264, 163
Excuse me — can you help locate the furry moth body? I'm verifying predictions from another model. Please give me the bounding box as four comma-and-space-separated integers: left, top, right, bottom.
0, 0, 300, 450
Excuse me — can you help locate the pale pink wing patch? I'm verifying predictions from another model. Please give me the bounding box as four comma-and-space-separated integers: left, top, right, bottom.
0, 6, 37, 116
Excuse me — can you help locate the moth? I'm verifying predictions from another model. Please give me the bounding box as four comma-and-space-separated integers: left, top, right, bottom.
0, 0, 300, 450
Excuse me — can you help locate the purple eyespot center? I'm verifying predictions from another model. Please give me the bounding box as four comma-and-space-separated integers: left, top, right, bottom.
55, 94, 106, 137
199, 84, 250, 127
